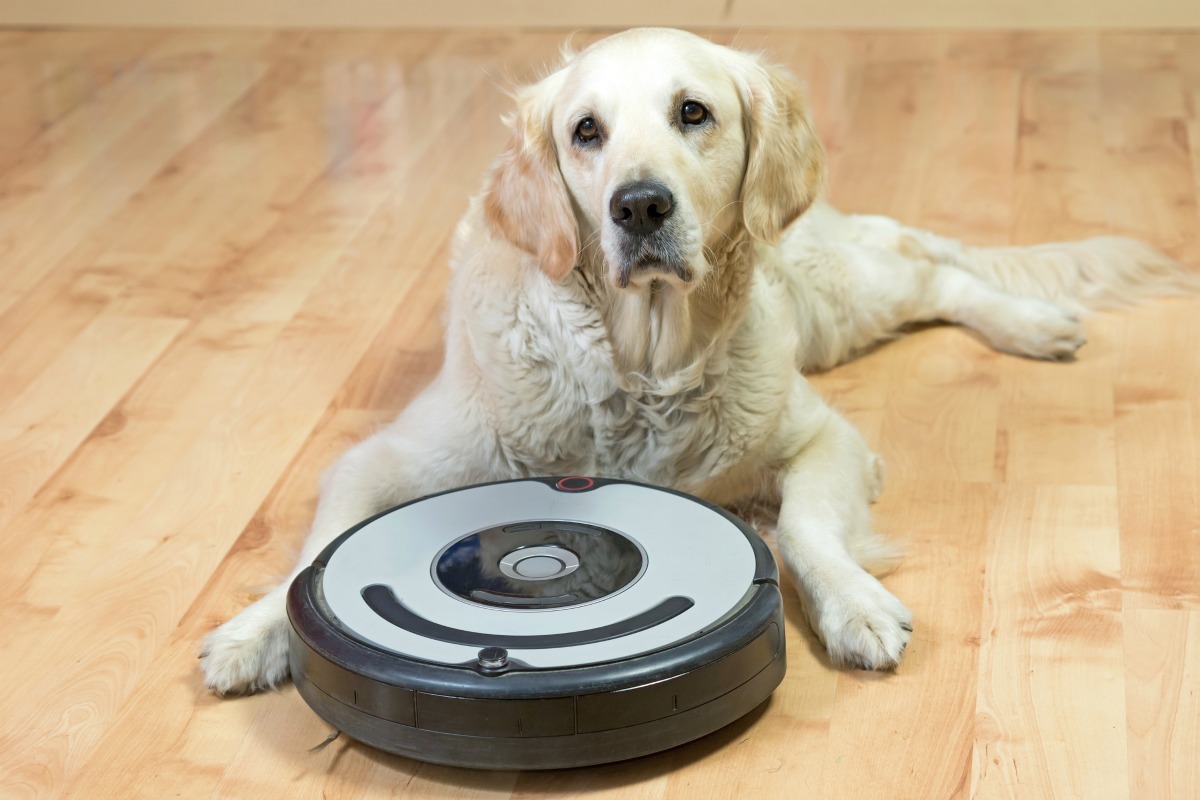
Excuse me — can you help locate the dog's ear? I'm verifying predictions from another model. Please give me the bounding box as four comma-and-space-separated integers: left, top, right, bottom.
482, 81, 579, 281
735, 57, 827, 243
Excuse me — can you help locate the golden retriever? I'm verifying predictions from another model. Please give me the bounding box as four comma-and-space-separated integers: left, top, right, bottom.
202, 28, 1191, 693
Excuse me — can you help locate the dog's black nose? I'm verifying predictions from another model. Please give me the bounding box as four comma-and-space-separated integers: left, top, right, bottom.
609, 181, 674, 236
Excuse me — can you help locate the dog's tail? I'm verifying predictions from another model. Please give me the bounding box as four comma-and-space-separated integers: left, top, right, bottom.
952, 236, 1199, 311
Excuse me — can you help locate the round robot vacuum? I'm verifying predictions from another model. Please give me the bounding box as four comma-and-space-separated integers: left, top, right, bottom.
286, 477, 785, 770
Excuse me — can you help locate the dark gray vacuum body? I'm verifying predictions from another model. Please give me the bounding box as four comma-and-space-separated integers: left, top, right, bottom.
287, 477, 785, 770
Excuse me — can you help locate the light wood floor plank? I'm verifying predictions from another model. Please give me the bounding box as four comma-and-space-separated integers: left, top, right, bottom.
0, 318, 284, 629
0, 34, 270, 310
915, 36, 1020, 244
1100, 33, 1197, 262
1123, 609, 1200, 798
0, 315, 187, 533
1114, 301, 1200, 611
0, 30, 167, 171
973, 485, 1128, 800
992, 309, 1120, 489
878, 333, 1004, 484
824, 35, 941, 221
1011, 34, 1108, 244
0, 33, 273, 404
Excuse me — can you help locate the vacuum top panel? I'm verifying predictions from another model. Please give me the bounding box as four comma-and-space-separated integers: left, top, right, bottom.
319, 479, 757, 669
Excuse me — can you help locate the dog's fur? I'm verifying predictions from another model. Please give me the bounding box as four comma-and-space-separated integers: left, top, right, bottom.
201, 28, 1194, 693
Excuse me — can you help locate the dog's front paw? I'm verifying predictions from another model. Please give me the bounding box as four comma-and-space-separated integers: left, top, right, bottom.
200, 592, 290, 695
977, 297, 1086, 361
813, 573, 912, 671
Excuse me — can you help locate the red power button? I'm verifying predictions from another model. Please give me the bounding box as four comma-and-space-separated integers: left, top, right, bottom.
555, 476, 595, 491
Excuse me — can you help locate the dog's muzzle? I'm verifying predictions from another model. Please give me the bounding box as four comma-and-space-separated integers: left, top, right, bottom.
609, 180, 691, 288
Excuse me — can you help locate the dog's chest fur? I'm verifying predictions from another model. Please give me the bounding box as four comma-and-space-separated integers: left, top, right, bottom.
454, 257, 797, 497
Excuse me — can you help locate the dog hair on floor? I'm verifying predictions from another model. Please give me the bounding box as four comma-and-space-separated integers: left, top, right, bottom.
201, 28, 1195, 694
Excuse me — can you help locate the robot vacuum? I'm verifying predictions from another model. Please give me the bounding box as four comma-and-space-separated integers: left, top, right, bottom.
287, 477, 785, 770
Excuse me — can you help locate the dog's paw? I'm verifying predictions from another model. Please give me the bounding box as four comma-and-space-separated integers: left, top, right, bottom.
975, 297, 1086, 361
200, 592, 290, 695
814, 573, 912, 671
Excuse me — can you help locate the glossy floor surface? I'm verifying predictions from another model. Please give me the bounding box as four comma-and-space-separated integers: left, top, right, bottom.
1, 29, 1198, 800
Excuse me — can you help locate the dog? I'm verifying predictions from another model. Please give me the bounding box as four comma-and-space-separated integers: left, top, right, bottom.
201, 27, 1193, 694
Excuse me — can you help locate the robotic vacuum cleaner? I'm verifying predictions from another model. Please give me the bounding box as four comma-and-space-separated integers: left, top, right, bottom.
287, 477, 785, 770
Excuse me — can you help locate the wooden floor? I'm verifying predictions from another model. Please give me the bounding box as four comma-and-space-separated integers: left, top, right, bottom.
1, 28, 1198, 800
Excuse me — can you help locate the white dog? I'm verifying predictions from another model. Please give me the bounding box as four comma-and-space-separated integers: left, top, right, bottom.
202, 28, 1191, 694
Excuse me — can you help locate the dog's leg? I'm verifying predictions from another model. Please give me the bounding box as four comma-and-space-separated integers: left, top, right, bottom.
828, 207, 1190, 360
830, 246, 1088, 362
816, 207, 1086, 360
915, 262, 1088, 361
775, 404, 912, 670
201, 394, 495, 694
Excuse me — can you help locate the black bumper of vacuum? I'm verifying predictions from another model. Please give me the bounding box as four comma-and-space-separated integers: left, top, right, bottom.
287, 569, 785, 769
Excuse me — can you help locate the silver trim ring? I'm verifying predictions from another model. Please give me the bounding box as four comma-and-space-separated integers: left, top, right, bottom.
498, 545, 581, 581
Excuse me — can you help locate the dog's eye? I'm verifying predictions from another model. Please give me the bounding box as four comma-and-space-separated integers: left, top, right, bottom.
680, 101, 709, 126
575, 117, 600, 145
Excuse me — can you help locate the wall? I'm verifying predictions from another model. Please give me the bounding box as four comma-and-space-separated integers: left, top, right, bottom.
4, 0, 1199, 29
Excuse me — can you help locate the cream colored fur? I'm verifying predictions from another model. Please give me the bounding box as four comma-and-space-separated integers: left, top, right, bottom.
201, 28, 1194, 693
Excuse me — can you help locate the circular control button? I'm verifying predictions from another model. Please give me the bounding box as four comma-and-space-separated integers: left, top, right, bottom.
514, 555, 565, 578
498, 545, 581, 582
555, 477, 594, 491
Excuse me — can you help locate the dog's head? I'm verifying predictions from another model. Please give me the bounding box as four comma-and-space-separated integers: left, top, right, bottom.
483, 28, 826, 291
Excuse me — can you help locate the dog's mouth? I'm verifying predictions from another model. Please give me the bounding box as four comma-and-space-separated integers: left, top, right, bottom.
613, 239, 694, 289
616, 257, 694, 289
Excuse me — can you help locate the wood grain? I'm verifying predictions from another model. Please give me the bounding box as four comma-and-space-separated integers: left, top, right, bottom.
1124, 610, 1200, 798
972, 486, 1128, 800
0, 29, 1197, 800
